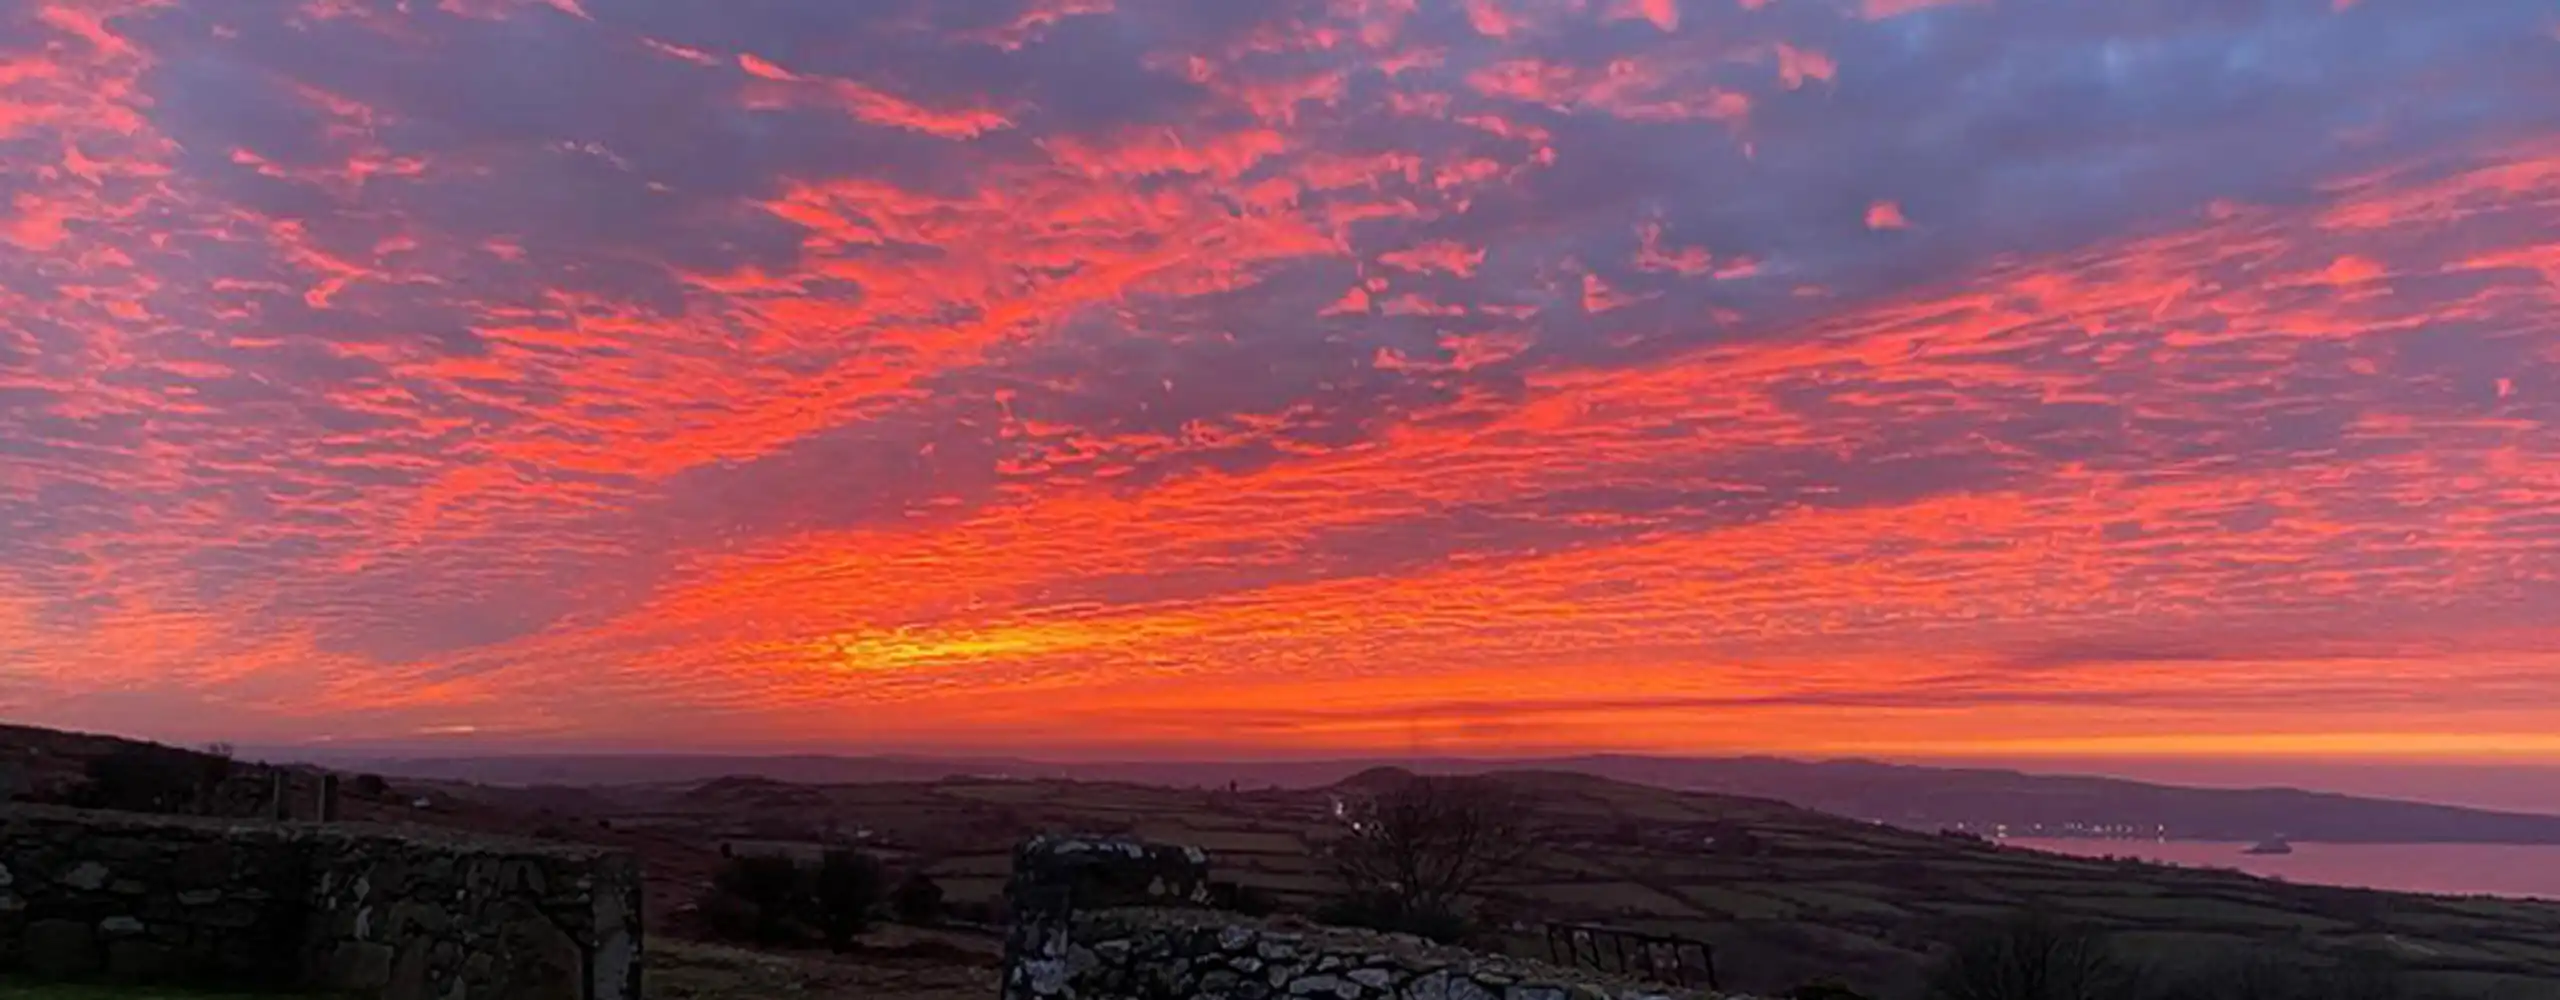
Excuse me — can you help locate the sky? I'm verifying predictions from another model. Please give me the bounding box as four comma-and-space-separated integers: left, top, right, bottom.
2, 0, 2557, 764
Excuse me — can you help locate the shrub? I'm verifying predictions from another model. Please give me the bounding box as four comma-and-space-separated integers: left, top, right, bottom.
352, 773, 389, 798
73, 745, 230, 814
1210, 881, 1280, 917
812, 849, 886, 950
1313, 892, 1474, 945
1925, 912, 2126, 1000
695, 886, 765, 943
892, 871, 946, 925
710, 854, 810, 945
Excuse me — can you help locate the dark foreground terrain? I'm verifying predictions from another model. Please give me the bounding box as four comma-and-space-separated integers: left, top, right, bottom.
436, 768, 2560, 998
12, 725, 2560, 999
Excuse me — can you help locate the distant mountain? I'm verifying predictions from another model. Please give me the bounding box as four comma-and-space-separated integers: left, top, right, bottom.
307, 749, 2560, 844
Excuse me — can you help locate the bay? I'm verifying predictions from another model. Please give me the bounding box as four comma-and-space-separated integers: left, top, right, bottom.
2005, 837, 2560, 901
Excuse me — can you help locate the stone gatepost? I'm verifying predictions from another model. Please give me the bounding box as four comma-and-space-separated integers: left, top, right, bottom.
999, 835, 1211, 1000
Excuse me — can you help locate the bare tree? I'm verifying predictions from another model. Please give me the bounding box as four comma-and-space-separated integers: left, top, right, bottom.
1926, 912, 2128, 1000
1326, 774, 1537, 925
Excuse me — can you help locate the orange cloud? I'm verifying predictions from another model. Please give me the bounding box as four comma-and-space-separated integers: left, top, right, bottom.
1861, 0, 1988, 19
1775, 44, 1838, 89
1608, 0, 1680, 33
5, 0, 2558, 764
735, 52, 1013, 139
1469, 58, 1750, 124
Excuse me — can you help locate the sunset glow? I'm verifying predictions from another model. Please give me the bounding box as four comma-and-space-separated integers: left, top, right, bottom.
2, 0, 2557, 758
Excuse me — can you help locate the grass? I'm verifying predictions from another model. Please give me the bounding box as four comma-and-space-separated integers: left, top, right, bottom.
0, 985, 287, 1000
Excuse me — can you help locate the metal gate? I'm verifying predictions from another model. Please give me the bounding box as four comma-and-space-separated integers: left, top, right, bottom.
1543, 922, 1720, 991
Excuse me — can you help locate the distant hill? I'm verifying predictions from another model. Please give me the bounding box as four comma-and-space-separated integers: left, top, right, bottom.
457, 760, 2560, 998
304, 750, 2560, 844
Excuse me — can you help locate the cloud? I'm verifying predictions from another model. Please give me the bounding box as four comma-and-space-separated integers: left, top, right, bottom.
1865, 199, 1908, 230
1, 0, 2557, 757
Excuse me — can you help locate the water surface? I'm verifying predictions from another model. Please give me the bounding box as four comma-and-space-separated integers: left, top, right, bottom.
2005, 838, 2560, 901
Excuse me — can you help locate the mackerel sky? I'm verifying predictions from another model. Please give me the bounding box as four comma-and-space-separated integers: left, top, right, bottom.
3, 0, 2558, 757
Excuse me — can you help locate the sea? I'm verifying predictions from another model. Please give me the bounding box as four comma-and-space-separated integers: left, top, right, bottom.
2003, 838, 2560, 901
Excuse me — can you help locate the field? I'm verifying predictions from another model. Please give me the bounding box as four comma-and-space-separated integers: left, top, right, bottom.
404, 768, 2560, 999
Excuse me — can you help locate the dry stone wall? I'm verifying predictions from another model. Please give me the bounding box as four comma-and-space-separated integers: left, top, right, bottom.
0, 803, 641, 1000
1001, 834, 1715, 1000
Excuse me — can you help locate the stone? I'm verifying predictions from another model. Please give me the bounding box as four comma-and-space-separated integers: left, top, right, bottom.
0, 892, 22, 912
385, 938, 437, 1000
99, 915, 146, 936
25, 919, 102, 977
501, 903, 590, 1000
1352, 968, 1397, 989
1292, 975, 1348, 995
177, 888, 223, 905
1406, 972, 1501, 1000
0, 860, 12, 886
61, 860, 110, 890
326, 942, 399, 991
1024, 956, 1071, 995
172, 842, 233, 887
1506, 987, 1568, 1000
110, 878, 148, 895
505, 859, 548, 895
200, 899, 264, 928
591, 918, 639, 1000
